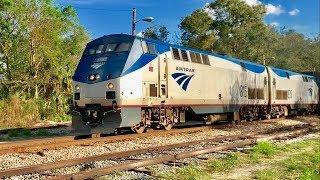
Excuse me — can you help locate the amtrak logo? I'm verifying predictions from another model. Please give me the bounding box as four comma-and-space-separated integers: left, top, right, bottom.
172, 73, 194, 91
91, 62, 105, 69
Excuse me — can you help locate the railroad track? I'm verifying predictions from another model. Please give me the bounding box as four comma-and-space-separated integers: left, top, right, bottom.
0, 125, 215, 155
0, 117, 317, 155
0, 118, 313, 155
0, 123, 318, 179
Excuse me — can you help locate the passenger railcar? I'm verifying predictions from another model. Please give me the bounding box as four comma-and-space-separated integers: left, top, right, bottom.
72, 34, 319, 134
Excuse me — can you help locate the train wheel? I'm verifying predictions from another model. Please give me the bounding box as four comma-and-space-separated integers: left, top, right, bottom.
132, 123, 146, 134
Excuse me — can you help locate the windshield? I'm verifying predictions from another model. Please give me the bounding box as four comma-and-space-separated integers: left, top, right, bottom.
84, 42, 132, 55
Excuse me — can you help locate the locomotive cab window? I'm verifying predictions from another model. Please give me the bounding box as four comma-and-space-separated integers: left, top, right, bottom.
105, 44, 117, 52
172, 48, 181, 60
116, 42, 132, 52
147, 43, 157, 54
96, 45, 104, 54
88, 48, 96, 55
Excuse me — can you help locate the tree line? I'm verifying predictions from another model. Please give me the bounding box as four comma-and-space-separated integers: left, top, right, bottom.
147, 0, 320, 73
0, 0, 318, 128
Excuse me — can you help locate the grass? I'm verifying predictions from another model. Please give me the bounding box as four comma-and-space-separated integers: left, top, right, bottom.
254, 139, 320, 180
255, 169, 282, 180
161, 165, 211, 180
206, 153, 239, 172
161, 138, 320, 180
281, 149, 320, 179
250, 141, 278, 163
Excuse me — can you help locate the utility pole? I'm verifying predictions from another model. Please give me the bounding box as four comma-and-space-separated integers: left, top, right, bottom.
132, 8, 137, 35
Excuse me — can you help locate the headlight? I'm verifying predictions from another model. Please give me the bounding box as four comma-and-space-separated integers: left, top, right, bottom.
75, 85, 80, 91
107, 83, 114, 89
89, 75, 95, 81
95, 74, 101, 80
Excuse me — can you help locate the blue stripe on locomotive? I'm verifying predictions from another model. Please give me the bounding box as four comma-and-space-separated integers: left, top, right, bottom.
139, 36, 266, 74
73, 34, 276, 84
271, 67, 299, 78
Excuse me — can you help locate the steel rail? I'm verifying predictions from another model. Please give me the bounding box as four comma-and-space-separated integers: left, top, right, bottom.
0, 126, 213, 154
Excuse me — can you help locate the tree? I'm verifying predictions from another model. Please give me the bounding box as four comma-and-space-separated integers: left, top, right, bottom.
180, 0, 279, 64
0, 0, 88, 99
144, 26, 170, 42
274, 30, 320, 72
0, 0, 89, 125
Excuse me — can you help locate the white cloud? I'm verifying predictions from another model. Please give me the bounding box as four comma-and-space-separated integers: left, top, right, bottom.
270, 22, 279, 27
241, 0, 261, 6
204, 0, 284, 18
289, 9, 300, 16
265, 4, 284, 15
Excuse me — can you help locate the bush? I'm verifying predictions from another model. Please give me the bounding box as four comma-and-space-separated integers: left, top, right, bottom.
0, 94, 40, 128
0, 93, 71, 129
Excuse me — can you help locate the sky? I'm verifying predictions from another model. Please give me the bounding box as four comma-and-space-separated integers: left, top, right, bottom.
56, 0, 320, 40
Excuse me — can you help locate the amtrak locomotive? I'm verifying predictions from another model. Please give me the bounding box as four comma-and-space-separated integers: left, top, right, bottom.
72, 34, 319, 134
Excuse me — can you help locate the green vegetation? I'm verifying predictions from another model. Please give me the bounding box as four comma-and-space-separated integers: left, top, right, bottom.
250, 141, 278, 163
180, 0, 320, 72
206, 153, 239, 172
0, 0, 89, 128
162, 138, 320, 180
34, 129, 51, 137
255, 169, 281, 180
144, 26, 170, 42
8, 128, 31, 137
7, 128, 51, 138
281, 150, 320, 179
